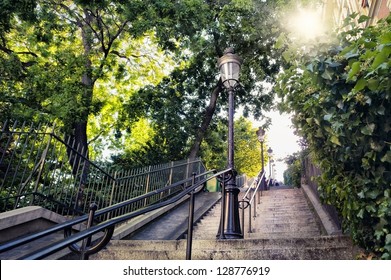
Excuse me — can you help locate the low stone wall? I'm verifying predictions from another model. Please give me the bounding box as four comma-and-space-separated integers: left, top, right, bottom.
0, 206, 69, 243
302, 157, 342, 231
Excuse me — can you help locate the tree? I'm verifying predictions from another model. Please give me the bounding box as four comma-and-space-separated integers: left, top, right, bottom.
200, 117, 268, 177
283, 151, 303, 187
117, 0, 289, 167
276, 14, 391, 259
234, 117, 264, 177
0, 0, 209, 166
2, 0, 291, 172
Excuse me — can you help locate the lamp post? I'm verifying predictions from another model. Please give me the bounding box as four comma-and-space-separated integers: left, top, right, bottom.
217, 47, 243, 239
267, 147, 273, 189
256, 127, 265, 190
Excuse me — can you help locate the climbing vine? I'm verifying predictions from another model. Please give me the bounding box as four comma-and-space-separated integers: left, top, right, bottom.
276, 14, 391, 259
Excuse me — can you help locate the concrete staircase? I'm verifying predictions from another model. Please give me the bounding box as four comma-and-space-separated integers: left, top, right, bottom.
248, 188, 322, 238
91, 187, 361, 260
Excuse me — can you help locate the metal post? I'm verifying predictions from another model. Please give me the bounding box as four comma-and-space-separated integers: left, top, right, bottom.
218, 173, 226, 239
241, 201, 245, 236
220, 87, 242, 239
269, 160, 272, 188
261, 142, 265, 193
186, 173, 196, 260
80, 203, 97, 260
248, 204, 252, 233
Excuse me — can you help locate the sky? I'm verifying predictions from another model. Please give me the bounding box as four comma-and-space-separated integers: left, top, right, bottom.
249, 110, 302, 182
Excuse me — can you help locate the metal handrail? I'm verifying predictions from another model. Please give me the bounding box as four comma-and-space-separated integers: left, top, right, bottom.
240, 170, 266, 234
0, 168, 232, 260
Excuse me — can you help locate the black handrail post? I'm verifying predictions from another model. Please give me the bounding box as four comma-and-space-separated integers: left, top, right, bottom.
253, 200, 257, 218
217, 172, 226, 239
248, 204, 252, 233
186, 172, 197, 260
241, 200, 245, 236
80, 203, 98, 260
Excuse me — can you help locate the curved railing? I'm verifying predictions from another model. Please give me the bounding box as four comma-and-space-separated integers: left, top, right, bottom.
0, 168, 234, 260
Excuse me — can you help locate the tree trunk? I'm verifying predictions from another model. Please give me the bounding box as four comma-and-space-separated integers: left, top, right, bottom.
66, 9, 94, 210
66, 121, 89, 178
188, 82, 222, 160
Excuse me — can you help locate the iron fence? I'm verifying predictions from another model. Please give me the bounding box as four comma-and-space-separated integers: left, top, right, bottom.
0, 121, 205, 217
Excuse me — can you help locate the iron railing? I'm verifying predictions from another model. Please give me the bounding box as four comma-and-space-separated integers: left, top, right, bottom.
240, 169, 266, 234
0, 121, 205, 217
0, 168, 233, 260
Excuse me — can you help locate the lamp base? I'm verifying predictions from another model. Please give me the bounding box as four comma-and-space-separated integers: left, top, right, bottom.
217, 186, 243, 239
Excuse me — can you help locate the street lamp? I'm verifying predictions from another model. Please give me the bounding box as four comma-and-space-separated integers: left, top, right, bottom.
217, 47, 243, 239
256, 127, 266, 190
267, 147, 273, 189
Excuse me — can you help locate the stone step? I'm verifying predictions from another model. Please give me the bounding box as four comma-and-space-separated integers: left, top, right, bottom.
255, 215, 315, 221
248, 231, 322, 239
258, 204, 311, 208
91, 236, 359, 260
254, 225, 320, 232
92, 247, 356, 260
94, 236, 354, 252
254, 219, 319, 226
253, 213, 316, 221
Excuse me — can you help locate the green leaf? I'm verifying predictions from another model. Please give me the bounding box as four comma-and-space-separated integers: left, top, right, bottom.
330, 135, 341, 146
381, 151, 391, 163
386, 234, 391, 245
282, 50, 292, 62
365, 204, 376, 213
306, 63, 314, 72
348, 61, 361, 80
376, 105, 385, 115
321, 69, 333, 80
361, 123, 375, 135
357, 208, 364, 218
354, 78, 366, 91
367, 79, 379, 91
372, 46, 391, 69
306, 118, 314, 124
367, 190, 380, 199
382, 253, 391, 259
358, 15, 371, 23
380, 32, 391, 44
323, 114, 332, 122
275, 33, 286, 49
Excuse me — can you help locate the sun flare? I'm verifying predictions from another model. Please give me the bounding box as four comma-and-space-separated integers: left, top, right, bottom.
287, 8, 325, 41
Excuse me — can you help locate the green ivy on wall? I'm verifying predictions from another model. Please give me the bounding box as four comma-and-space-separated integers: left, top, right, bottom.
276, 14, 391, 259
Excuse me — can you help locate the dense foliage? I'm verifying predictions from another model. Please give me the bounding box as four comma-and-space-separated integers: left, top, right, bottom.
283, 152, 303, 187
276, 14, 391, 258
1, 0, 288, 173
115, 0, 288, 167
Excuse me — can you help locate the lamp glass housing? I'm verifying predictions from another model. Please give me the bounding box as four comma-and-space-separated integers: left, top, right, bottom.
220, 61, 241, 88
218, 48, 242, 89
256, 127, 265, 142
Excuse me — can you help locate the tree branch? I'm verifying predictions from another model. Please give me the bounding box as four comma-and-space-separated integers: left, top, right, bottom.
188, 80, 223, 159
